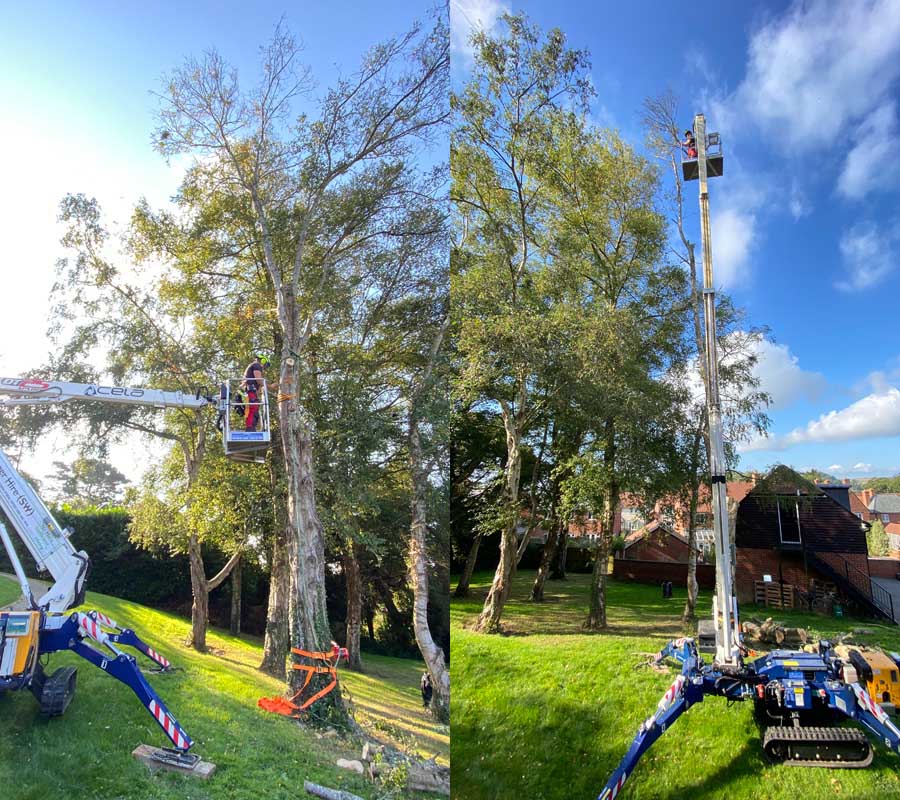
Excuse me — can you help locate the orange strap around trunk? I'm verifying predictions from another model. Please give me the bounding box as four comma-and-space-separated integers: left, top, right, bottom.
257, 643, 348, 717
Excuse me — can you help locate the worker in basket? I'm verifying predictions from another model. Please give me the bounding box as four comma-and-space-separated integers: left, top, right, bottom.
242, 354, 270, 432
683, 129, 698, 159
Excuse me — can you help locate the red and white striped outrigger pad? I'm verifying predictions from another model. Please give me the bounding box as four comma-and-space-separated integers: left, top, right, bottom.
144, 645, 171, 669
642, 674, 686, 733
148, 699, 190, 750
92, 610, 119, 629
599, 770, 628, 800
88, 610, 171, 669
77, 613, 110, 645
851, 682, 900, 735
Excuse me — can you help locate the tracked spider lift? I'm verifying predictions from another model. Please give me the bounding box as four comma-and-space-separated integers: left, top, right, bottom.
0, 373, 270, 757
598, 116, 900, 800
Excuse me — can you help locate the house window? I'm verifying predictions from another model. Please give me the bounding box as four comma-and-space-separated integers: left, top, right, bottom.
777, 501, 802, 544
694, 512, 709, 527
883, 514, 891, 523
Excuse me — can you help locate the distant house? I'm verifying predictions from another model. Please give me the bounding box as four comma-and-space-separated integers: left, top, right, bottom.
619, 520, 699, 563
734, 467, 893, 619
850, 489, 871, 521
868, 493, 900, 526
885, 522, 900, 554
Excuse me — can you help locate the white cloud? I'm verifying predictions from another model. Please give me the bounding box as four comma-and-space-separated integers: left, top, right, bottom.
836, 220, 900, 292
828, 464, 843, 472
853, 462, 873, 472
752, 340, 826, 409
838, 102, 900, 199
731, 0, 900, 150
710, 207, 755, 288
450, 0, 508, 57
789, 179, 811, 220
742, 387, 900, 451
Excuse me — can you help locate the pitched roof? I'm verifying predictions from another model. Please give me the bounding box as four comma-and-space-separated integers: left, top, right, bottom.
850, 491, 869, 515
736, 493, 868, 554
885, 522, 900, 536
623, 520, 690, 548
869, 494, 900, 513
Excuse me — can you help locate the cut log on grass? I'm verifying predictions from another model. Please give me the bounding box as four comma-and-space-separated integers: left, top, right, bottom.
407, 760, 451, 796
303, 781, 365, 800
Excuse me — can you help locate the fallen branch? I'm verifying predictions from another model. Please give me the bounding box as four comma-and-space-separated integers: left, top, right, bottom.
303, 781, 365, 800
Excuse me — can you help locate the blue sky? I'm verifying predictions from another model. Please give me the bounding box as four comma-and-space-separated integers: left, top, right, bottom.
0, 0, 431, 483
451, 0, 900, 480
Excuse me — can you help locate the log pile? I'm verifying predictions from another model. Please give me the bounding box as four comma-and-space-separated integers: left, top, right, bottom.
742, 617, 808, 648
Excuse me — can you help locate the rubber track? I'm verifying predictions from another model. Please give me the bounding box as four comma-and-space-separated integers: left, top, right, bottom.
763, 726, 873, 768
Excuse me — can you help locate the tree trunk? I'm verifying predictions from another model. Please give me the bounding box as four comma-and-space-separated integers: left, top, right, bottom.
474, 399, 522, 633
683, 423, 704, 624
585, 418, 617, 631
260, 446, 291, 677
230, 558, 242, 635
531, 519, 562, 601
454, 531, 482, 598
277, 347, 344, 716
552, 527, 568, 580
343, 541, 363, 671
409, 416, 449, 722
188, 534, 209, 651
365, 605, 375, 641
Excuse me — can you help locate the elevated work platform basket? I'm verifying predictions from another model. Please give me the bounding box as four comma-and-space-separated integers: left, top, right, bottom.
682, 131, 724, 182
219, 379, 271, 463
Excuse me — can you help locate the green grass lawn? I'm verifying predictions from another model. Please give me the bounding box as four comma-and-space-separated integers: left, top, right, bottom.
452, 570, 900, 800
1, 588, 447, 800
0, 574, 20, 607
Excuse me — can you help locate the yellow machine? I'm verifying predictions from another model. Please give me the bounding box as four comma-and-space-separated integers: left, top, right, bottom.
0, 611, 41, 687
848, 648, 900, 713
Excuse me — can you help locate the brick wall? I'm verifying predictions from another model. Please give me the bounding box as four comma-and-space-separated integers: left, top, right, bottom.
612, 559, 716, 588
735, 546, 873, 603
868, 558, 900, 579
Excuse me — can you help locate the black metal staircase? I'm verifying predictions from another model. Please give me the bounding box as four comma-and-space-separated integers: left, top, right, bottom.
805, 551, 897, 624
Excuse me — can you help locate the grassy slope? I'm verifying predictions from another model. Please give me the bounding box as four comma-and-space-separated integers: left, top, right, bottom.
1, 588, 447, 800
452, 571, 900, 800
0, 575, 20, 607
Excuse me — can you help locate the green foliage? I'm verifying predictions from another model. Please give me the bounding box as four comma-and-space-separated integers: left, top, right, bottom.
864, 476, 900, 494
56, 505, 192, 607
868, 518, 891, 557
49, 457, 129, 507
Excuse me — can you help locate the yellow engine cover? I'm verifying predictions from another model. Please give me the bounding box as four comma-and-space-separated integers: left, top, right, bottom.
860, 649, 900, 709
0, 611, 40, 679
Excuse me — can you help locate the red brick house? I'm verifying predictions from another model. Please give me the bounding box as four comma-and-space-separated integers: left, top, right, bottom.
850, 489, 872, 521
619, 520, 695, 563
734, 467, 890, 618
868, 493, 900, 526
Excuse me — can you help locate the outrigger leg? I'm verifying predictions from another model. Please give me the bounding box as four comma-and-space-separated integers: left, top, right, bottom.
599, 670, 703, 800
39, 612, 193, 751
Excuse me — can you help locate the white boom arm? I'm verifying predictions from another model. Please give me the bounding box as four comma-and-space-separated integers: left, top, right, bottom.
0, 376, 214, 612
0, 377, 211, 411
694, 114, 741, 665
